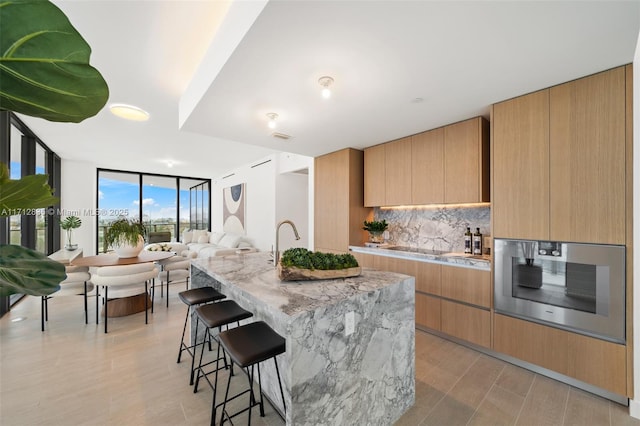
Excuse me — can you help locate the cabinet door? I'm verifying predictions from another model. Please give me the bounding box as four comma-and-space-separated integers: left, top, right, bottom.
315, 151, 348, 251
411, 128, 444, 204
549, 67, 626, 244
492, 90, 550, 240
385, 137, 412, 205
444, 117, 489, 203
441, 300, 490, 348
364, 144, 386, 207
416, 293, 441, 331
494, 314, 568, 375
441, 265, 490, 308
415, 261, 441, 296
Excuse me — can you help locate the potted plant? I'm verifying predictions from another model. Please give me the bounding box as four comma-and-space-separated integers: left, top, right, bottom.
362, 219, 389, 243
104, 218, 147, 258
60, 215, 81, 250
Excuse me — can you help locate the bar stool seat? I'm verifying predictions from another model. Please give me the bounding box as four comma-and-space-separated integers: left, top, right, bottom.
176, 287, 226, 380
217, 321, 286, 425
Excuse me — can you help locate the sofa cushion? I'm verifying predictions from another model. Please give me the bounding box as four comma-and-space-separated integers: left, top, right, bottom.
197, 235, 209, 244
209, 231, 225, 244
182, 230, 193, 244
219, 234, 242, 248
192, 229, 208, 241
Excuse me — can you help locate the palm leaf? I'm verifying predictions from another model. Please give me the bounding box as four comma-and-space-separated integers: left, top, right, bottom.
0, 0, 109, 122
0, 244, 66, 297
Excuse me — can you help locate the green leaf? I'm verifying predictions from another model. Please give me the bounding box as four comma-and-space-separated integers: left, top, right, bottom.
0, 163, 58, 216
0, 244, 66, 297
0, 0, 109, 122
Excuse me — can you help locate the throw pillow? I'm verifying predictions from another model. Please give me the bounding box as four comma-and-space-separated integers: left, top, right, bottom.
219, 234, 242, 248
209, 231, 225, 244
197, 235, 209, 244
182, 230, 193, 244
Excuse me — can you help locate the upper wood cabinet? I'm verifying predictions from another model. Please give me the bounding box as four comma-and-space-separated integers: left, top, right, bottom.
364, 116, 489, 207
492, 89, 550, 240
492, 65, 628, 244
444, 117, 490, 203
549, 67, 626, 244
411, 128, 444, 204
363, 144, 386, 207
315, 148, 371, 253
385, 137, 412, 205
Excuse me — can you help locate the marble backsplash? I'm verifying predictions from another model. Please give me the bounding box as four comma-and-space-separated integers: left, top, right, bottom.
375, 204, 491, 252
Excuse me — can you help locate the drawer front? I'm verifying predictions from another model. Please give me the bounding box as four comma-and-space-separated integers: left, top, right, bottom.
441, 300, 490, 348
441, 265, 490, 308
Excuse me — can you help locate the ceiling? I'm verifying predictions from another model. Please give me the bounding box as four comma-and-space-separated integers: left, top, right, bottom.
17, 0, 640, 180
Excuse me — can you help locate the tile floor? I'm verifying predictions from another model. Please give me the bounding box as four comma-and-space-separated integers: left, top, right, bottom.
0, 288, 638, 426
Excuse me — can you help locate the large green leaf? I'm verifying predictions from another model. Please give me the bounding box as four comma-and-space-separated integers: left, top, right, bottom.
0, 244, 66, 297
0, 163, 58, 216
0, 0, 109, 122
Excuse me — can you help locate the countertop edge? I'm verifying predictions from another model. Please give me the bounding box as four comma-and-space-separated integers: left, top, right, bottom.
349, 245, 491, 271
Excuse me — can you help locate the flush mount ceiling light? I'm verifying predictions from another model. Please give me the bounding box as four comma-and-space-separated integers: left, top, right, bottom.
266, 112, 278, 129
318, 76, 334, 99
109, 103, 150, 121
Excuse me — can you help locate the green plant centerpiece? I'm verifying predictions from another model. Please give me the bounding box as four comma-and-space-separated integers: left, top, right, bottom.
60, 215, 81, 250
278, 247, 361, 281
104, 218, 147, 258
362, 219, 388, 243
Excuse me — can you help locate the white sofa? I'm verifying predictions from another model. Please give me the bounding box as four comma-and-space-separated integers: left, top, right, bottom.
181, 230, 255, 258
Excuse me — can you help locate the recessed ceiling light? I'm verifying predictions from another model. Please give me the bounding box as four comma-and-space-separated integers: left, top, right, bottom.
109, 103, 150, 121
411, 97, 424, 103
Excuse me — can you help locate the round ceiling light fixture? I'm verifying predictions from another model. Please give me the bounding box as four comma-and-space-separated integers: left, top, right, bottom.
318, 76, 334, 99
109, 103, 150, 121
266, 112, 278, 129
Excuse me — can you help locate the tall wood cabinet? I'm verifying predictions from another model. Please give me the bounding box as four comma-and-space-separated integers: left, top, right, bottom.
492, 66, 628, 244
364, 116, 489, 207
315, 148, 371, 253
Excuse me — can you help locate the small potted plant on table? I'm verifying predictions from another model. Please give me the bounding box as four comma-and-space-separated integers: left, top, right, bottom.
362, 219, 388, 244
60, 215, 81, 250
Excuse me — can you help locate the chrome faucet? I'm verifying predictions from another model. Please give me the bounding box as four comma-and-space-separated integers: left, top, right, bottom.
274, 220, 300, 266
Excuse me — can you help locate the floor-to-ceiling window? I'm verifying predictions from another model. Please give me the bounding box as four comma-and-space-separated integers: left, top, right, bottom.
0, 112, 62, 316
97, 169, 210, 253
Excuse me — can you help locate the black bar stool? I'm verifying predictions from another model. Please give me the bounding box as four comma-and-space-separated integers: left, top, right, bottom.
192, 300, 254, 422
177, 287, 226, 384
217, 321, 286, 426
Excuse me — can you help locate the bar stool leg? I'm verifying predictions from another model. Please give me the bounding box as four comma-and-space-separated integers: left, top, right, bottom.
177, 306, 190, 363
274, 356, 286, 415
189, 318, 200, 385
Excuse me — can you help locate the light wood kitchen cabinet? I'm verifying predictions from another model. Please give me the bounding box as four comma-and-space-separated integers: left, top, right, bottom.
363, 144, 386, 207
385, 137, 412, 206
549, 67, 626, 244
364, 116, 489, 207
411, 128, 444, 204
441, 300, 491, 348
315, 149, 371, 253
444, 117, 490, 203
492, 65, 628, 244
494, 314, 627, 396
441, 265, 490, 308
416, 293, 441, 331
492, 89, 550, 240
415, 261, 441, 296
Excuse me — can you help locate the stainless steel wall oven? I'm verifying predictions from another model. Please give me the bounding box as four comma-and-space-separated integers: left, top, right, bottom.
494, 239, 625, 343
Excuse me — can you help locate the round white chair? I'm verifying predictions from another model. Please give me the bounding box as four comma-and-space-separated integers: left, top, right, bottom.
41, 265, 93, 331
155, 256, 191, 308
90, 262, 158, 333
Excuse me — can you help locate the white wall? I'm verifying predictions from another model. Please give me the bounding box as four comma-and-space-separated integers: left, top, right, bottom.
630, 29, 640, 419
60, 159, 98, 255
211, 152, 314, 252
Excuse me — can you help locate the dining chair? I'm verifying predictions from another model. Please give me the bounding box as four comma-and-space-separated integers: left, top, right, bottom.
41, 265, 93, 331
90, 262, 158, 333
155, 256, 191, 308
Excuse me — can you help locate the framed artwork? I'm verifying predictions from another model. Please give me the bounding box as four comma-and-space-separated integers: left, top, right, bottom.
223, 183, 245, 234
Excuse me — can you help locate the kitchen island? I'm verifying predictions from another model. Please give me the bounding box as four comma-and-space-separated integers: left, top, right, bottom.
191, 251, 415, 425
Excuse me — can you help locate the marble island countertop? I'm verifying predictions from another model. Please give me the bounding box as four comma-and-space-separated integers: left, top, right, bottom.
350, 244, 491, 271
191, 251, 414, 317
